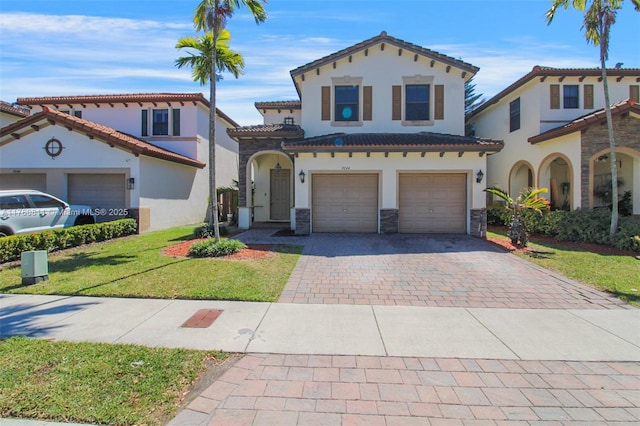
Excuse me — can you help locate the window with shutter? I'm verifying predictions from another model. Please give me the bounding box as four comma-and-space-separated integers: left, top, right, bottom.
434, 85, 444, 120
334, 85, 359, 121
550, 85, 560, 109
321, 86, 330, 121
630, 85, 640, 102
509, 98, 520, 132
392, 85, 401, 120
363, 86, 372, 121
563, 85, 579, 109
584, 85, 594, 109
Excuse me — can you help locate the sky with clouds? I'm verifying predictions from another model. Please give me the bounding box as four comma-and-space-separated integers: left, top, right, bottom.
1, 0, 638, 125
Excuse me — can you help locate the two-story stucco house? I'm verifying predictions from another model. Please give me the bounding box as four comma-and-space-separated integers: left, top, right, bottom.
228, 32, 503, 236
0, 93, 239, 232
469, 66, 640, 215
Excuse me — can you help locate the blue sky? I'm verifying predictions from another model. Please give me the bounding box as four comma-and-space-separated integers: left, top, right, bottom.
1, 0, 638, 125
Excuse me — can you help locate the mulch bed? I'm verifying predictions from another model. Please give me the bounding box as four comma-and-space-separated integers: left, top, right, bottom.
486, 231, 638, 257
162, 239, 275, 260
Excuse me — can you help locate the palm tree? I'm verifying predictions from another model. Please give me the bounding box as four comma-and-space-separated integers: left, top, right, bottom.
175, 29, 245, 86
193, 0, 267, 242
485, 187, 550, 247
546, 0, 639, 244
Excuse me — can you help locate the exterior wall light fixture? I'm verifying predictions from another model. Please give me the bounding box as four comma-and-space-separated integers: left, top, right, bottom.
476, 169, 484, 183
299, 170, 306, 183
128, 177, 135, 190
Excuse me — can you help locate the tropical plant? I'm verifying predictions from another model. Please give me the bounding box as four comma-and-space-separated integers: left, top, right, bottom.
175, 29, 245, 85
546, 0, 639, 244
192, 0, 268, 242
484, 187, 551, 247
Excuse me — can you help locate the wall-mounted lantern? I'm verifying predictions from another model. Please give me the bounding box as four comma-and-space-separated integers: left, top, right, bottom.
127, 177, 135, 190
298, 170, 306, 183
476, 169, 484, 183
275, 162, 282, 171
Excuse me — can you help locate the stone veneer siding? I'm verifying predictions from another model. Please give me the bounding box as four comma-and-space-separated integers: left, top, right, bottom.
470, 208, 487, 238
295, 208, 310, 235
380, 209, 398, 233
580, 114, 640, 208
238, 139, 288, 207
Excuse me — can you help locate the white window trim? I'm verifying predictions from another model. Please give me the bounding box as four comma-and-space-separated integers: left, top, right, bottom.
331, 76, 363, 127
401, 75, 435, 126
144, 107, 180, 137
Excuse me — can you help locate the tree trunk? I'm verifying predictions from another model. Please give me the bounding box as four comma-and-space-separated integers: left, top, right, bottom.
207, 0, 221, 242
600, 54, 618, 244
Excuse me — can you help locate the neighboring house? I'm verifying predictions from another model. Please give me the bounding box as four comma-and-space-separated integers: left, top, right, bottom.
0, 101, 30, 127
469, 66, 640, 215
0, 93, 240, 232
228, 32, 503, 236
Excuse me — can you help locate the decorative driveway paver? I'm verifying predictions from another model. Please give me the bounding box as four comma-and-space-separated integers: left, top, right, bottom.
275, 234, 627, 309
170, 354, 640, 425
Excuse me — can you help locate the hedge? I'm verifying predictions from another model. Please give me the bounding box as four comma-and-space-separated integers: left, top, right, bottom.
0, 219, 138, 263
487, 205, 640, 252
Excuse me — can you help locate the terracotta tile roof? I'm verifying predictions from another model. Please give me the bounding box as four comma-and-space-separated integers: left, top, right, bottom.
0, 107, 206, 168
470, 66, 640, 117
290, 31, 479, 79
227, 123, 305, 139
15, 92, 240, 128
0, 101, 30, 118
254, 101, 301, 110
281, 132, 503, 154
528, 98, 639, 144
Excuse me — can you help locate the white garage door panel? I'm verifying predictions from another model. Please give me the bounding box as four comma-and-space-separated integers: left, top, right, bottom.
399, 173, 466, 233
0, 174, 46, 191
312, 174, 378, 233
68, 174, 126, 222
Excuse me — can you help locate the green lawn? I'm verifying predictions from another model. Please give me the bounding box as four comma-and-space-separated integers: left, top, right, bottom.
0, 336, 227, 425
487, 230, 640, 307
0, 226, 302, 301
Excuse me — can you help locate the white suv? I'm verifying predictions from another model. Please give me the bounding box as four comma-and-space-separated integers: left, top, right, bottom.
0, 190, 96, 237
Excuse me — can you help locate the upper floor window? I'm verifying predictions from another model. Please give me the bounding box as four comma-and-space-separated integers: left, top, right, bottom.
509, 98, 520, 132
405, 85, 430, 121
563, 85, 579, 109
141, 108, 180, 136
334, 85, 359, 121
152, 109, 169, 135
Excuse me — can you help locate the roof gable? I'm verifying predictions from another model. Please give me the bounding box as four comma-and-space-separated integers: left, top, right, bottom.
0, 107, 206, 168
528, 98, 639, 144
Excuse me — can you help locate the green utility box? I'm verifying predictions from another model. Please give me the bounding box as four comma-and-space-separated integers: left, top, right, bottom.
21, 250, 49, 285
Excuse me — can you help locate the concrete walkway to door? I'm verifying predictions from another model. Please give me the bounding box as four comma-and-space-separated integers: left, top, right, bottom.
236, 232, 629, 310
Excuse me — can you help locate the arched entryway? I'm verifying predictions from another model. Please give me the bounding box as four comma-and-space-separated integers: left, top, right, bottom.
243, 151, 294, 224
508, 161, 534, 198
538, 154, 574, 210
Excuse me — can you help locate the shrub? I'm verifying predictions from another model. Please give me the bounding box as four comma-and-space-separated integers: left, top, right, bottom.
486, 203, 512, 226
193, 223, 229, 238
0, 219, 137, 263
188, 239, 246, 258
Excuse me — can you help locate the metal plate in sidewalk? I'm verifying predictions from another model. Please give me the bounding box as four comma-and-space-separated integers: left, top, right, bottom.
181, 309, 223, 328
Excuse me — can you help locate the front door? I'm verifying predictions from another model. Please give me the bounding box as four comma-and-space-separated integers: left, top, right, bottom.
270, 169, 290, 220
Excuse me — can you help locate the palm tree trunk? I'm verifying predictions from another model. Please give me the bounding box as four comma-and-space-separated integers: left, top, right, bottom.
208, 0, 221, 242
600, 53, 618, 244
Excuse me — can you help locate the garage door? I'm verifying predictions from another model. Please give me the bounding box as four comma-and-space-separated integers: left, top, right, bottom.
0, 173, 46, 191
312, 174, 378, 233
399, 173, 466, 233
68, 174, 126, 222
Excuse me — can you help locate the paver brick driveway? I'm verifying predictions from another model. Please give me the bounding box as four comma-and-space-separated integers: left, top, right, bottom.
276, 234, 627, 309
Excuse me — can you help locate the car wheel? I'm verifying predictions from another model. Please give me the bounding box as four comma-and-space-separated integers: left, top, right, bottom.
0, 228, 13, 238
75, 215, 95, 226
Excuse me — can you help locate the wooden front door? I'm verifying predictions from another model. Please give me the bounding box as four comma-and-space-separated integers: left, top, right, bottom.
270, 169, 290, 220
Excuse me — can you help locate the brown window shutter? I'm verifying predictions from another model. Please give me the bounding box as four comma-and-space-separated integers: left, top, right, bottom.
363, 86, 373, 121
434, 85, 444, 120
392, 85, 401, 120
584, 84, 594, 109
321, 86, 330, 121
630, 85, 640, 102
550, 84, 560, 109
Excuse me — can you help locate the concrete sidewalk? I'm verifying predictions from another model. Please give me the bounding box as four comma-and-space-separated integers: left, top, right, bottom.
2, 294, 639, 361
